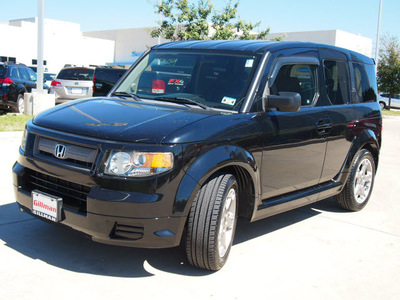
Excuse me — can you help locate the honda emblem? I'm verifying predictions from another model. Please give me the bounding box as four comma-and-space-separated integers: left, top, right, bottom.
54, 144, 67, 159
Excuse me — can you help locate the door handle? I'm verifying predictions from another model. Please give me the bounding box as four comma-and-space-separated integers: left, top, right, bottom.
316, 119, 332, 135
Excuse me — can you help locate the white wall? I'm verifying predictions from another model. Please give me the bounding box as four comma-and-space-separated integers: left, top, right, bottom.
84, 28, 168, 64
268, 29, 373, 57
0, 18, 115, 74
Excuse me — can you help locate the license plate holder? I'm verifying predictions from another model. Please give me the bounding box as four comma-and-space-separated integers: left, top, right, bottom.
70, 88, 83, 94
32, 190, 63, 222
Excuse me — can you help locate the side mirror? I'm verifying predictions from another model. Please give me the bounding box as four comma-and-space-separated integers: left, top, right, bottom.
264, 92, 301, 112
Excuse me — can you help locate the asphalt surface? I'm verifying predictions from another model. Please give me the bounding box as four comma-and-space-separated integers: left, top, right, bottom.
1, 118, 399, 300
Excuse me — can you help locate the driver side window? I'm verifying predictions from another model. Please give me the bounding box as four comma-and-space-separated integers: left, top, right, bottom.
270, 64, 318, 106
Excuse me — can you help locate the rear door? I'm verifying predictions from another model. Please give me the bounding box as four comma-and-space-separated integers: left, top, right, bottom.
317, 48, 356, 183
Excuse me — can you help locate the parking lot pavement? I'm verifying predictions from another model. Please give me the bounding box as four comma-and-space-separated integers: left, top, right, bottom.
1, 119, 400, 300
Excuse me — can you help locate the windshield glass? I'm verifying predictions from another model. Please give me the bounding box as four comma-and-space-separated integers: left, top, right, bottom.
115, 50, 260, 111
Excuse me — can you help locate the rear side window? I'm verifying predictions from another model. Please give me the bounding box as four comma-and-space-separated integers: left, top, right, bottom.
18, 67, 30, 81
10, 67, 20, 79
269, 64, 319, 106
324, 60, 350, 105
353, 63, 377, 102
96, 68, 126, 83
57, 68, 94, 81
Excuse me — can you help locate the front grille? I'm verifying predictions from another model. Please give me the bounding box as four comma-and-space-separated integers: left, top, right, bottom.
26, 169, 90, 214
110, 223, 144, 241
34, 136, 98, 169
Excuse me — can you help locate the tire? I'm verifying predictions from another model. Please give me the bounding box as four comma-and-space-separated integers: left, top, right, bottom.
379, 101, 386, 110
335, 149, 375, 211
185, 173, 238, 271
17, 94, 25, 114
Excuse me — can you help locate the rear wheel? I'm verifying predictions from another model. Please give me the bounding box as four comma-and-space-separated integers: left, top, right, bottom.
379, 101, 386, 110
185, 173, 238, 271
335, 149, 375, 211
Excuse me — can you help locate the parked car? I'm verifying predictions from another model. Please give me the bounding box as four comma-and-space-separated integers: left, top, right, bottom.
379, 93, 400, 109
93, 67, 127, 96
14, 41, 382, 271
0, 62, 47, 113
43, 73, 56, 87
50, 67, 94, 103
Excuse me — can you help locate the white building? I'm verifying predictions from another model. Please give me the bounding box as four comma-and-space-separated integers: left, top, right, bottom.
268, 29, 373, 57
84, 28, 168, 67
0, 18, 115, 74
0, 18, 373, 74
85, 28, 373, 64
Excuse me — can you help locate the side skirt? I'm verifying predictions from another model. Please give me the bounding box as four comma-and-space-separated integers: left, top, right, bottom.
251, 180, 342, 222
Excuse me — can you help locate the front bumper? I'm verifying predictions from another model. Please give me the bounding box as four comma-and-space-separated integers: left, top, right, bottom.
13, 160, 187, 249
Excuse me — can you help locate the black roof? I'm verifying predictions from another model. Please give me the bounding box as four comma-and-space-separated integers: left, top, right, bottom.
153, 40, 374, 64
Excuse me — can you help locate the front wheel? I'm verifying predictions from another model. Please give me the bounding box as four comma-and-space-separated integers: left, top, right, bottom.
335, 149, 375, 211
185, 173, 238, 271
379, 101, 386, 110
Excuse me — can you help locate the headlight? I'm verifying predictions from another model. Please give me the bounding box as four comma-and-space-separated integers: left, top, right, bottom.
105, 151, 173, 177
21, 129, 28, 152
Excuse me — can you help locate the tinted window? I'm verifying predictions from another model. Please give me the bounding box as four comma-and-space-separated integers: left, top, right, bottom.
353, 63, 377, 102
324, 60, 350, 105
18, 67, 30, 81
270, 64, 318, 106
10, 67, 20, 79
57, 68, 94, 81
96, 68, 126, 83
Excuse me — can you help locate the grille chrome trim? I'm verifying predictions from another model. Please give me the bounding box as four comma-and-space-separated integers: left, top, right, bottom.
34, 136, 97, 169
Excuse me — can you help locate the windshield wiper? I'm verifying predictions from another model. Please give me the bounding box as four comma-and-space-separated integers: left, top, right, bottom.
111, 91, 141, 101
154, 96, 209, 110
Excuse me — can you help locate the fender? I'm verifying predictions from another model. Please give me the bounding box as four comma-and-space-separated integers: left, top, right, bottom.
174, 145, 260, 214
336, 128, 380, 185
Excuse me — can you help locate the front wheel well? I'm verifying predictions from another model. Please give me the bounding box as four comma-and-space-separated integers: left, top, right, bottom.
213, 165, 255, 220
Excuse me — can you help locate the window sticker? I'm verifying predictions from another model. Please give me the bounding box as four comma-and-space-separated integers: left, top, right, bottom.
245, 59, 254, 68
168, 78, 184, 86
221, 96, 236, 106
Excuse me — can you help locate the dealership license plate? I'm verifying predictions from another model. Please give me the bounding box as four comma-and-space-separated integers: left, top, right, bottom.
32, 190, 62, 222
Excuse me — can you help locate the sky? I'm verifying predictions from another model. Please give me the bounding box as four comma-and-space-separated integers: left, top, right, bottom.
0, 0, 398, 45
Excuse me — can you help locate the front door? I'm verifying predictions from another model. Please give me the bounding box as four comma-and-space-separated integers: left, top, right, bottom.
260, 55, 327, 201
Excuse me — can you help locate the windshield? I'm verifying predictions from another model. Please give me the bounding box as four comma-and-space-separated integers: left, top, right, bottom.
115, 50, 260, 111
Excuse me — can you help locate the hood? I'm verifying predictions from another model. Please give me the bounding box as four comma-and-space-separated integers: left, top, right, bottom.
33, 98, 215, 143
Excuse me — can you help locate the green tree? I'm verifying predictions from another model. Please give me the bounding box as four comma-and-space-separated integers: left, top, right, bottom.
150, 0, 273, 41
377, 35, 400, 109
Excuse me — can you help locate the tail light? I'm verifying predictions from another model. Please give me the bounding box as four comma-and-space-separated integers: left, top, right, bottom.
152, 80, 165, 94
51, 80, 62, 87
0, 77, 14, 86
92, 75, 95, 92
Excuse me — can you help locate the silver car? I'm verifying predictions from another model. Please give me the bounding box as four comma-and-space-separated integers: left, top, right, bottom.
51, 67, 94, 103
379, 93, 400, 109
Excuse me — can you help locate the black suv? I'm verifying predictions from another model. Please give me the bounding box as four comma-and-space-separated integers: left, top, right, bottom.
93, 67, 127, 97
13, 41, 382, 271
0, 62, 41, 113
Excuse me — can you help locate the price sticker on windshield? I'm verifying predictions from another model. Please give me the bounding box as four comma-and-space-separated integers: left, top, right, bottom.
221, 97, 236, 106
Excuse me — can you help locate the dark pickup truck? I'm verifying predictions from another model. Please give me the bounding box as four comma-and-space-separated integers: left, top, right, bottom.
92, 67, 127, 97
13, 41, 381, 271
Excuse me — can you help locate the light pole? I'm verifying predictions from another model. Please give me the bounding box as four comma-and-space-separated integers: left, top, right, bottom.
37, 0, 44, 92
375, 0, 383, 71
